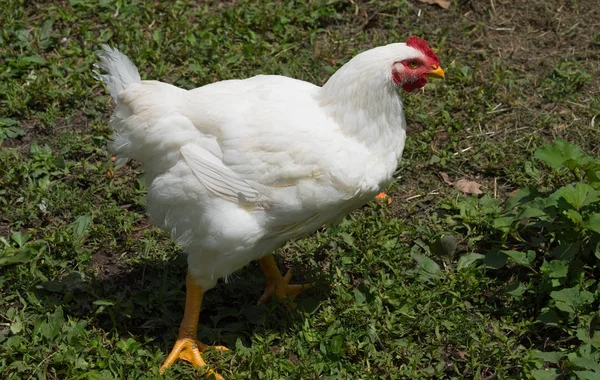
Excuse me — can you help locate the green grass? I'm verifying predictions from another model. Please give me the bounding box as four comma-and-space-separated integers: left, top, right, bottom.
1, 0, 600, 379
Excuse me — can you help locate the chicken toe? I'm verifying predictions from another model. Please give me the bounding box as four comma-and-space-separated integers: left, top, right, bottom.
257, 254, 312, 304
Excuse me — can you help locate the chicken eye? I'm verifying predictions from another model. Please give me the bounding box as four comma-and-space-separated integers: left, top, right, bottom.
408, 61, 419, 69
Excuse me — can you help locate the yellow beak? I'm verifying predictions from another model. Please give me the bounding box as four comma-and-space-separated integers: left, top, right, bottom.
427, 65, 445, 79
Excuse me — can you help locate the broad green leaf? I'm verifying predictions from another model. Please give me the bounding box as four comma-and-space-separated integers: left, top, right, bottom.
41, 281, 63, 292
152, 29, 162, 43
586, 168, 600, 186
328, 335, 345, 355
541, 260, 569, 278
576, 328, 600, 348
538, 310, 560, 326
591, 331, 600, 349
551, 242, 580, 260
531, 350, 564, 364
549, 286, 577, 304
0, 118, 19, 127
19, 55, 47, 65
493, 216, 515, 230
40, 19, 53, 41
457, 252, 484, 270
585, 214, 600, 234
93, 299, 115, 306
478, 195, 501, 211
570, 355, 600, 371
189, 63, 202, 73
483, 250, 508, 269
0, 250, 33, 267
566, 209, 584, 224
505, 282, 527, 296
502, 250, 535, 266
439, 235, 458, 256
556, 183, 600, 210
576, 162, 600, 189
554, 301, 574, 314
517, 203, 549, 220
72, 215, 92, 239
339, 232, 355, 246
353, 288, 366, 305
504, 186, 539, 209
15, 29, 31, 45
297, 296, 320, 314
11, 231, 29, 247
320, 340, 327, 354
186, 32, 197, 45
29, 142, 52, 156
42, 306, 64, 339
430, 235, 458, 259
535, 140, 585, 170
3, 126, 25, 139
537, 194, 560, 211
574, 371, 600, 380
550, 286, 593, 309
39, 19, 54, 49
50, 306, 64, 329
10, 318, 23, 334
117, 338, 142, 354
412, 252, 443, 281
241, 305, 264, 325
531, 368, 560, 380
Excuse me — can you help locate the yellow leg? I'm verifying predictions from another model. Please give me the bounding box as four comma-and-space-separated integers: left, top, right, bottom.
257, 254, 312, 304
159, 273, 227, 378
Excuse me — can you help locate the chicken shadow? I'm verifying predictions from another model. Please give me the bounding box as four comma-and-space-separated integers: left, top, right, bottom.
34, 249, 333, 351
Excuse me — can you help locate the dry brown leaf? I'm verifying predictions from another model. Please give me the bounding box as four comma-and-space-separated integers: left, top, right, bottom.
439, 172, 454, 185
454, 179, 483, 195
419, 0, 450, 9
439, 172, 483, 195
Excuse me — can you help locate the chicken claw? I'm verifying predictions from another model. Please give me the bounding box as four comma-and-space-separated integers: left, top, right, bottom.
257, 254, 312, 304
159, 338, 227, 378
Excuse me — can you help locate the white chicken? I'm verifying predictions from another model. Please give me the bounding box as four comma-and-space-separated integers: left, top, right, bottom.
95, 36, 444, 377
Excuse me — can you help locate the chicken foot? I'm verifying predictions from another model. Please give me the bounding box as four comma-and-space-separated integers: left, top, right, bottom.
257, 254, 312, 304
159, 273, 227, 378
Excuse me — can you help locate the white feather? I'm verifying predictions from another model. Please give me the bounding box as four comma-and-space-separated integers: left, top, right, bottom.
94, 45, 141, 100
180, 144, 263, 203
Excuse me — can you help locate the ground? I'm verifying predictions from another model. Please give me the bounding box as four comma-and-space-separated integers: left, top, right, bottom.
1, 0, 599, 379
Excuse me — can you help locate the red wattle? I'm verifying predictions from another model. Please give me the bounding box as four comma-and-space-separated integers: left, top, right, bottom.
401, 76, 428, 92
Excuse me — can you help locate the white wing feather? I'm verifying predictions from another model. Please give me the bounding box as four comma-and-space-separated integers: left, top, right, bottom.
180, 144, 265, 203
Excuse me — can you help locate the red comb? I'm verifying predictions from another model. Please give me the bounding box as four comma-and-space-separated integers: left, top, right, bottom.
406, 36, 439, 65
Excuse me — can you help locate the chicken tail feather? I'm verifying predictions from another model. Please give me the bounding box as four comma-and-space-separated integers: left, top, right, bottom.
94, 45, 141, 101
